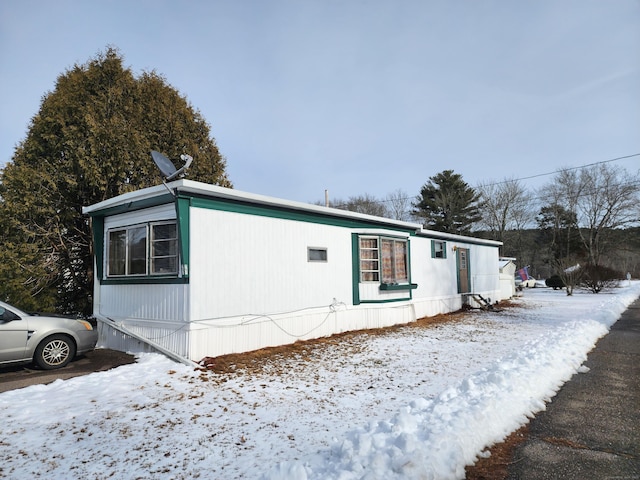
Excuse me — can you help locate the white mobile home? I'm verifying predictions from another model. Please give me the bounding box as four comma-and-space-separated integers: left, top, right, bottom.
83, 180, 502, 364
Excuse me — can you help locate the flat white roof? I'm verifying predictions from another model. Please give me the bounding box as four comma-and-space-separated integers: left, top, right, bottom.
83, 179, 501, 247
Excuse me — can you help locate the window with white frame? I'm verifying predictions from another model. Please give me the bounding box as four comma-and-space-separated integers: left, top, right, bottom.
360, 236, 408, 284
359, 237, 380, 282
431, 240, 447, 259
107, 222, 178, 277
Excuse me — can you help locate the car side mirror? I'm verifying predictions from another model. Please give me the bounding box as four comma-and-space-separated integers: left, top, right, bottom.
0, 307, 21, 322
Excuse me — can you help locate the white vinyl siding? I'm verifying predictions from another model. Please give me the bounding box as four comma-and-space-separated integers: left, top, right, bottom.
189, 207, 353, 320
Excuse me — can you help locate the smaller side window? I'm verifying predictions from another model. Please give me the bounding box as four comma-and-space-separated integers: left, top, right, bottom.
431, 240, 446, 259
151, 223, 178, 274
308, 247, 328, 262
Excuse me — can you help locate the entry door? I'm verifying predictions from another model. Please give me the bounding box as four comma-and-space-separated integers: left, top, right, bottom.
457, 248, 470, 293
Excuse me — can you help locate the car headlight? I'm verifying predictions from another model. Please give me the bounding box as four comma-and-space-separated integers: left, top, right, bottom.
76, 320, 94, 331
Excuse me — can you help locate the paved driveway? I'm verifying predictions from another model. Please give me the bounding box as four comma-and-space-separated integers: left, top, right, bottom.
0, 348, 135, 393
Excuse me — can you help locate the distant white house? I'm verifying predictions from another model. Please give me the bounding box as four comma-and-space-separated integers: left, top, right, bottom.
83, 180, 502, 364
499, 257, 517, 299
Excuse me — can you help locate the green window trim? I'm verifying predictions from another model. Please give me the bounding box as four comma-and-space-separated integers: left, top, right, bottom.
351, 234, 361, 305
357, 297, 415, 305
431, 240, 447, 259
352, 233, 415, 305
100, 277, 189, 285
91, 216, 105, 280
89, 197, 191, 285
379, 283, 418, 291
176, 195, 191, 277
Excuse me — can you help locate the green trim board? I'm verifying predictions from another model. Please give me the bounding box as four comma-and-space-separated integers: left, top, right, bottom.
405, 236, 414, 300
358, 297, 414, 304
85, 193, 175, 218
351, 234, 361, 305
91, 216, 105, 280
86, 186, 419, 235
175, 195, 191, 277
101, 277, 189, 285
187, 194, 417, 234
380, 283, 418, 291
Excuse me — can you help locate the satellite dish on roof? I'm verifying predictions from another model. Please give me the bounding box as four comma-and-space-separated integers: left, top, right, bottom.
151, 150, 193, 181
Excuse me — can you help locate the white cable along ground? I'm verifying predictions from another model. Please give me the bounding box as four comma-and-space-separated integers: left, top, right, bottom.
101, 298, 350, 344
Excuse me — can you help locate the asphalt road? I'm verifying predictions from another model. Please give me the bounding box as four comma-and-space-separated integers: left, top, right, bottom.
0, 348, 136, 393
507, 296, 640, 479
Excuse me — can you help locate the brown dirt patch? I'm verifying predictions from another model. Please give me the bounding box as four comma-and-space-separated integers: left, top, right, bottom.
198, 309, 468, 374
465, 425, 529, 479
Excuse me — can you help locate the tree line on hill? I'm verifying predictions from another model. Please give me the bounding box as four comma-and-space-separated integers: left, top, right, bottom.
323, 165, 640, 284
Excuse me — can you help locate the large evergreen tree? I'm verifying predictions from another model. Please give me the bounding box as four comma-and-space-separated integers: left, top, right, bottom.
0, 47, 231, 314
413, 170, 480, 235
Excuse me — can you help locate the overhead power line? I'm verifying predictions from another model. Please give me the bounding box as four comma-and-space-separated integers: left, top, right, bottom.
325, 152, 640, 209
483, 153, 640, 187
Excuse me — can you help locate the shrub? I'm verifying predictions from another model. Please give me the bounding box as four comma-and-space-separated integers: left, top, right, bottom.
545, 275, 565, 290
581, 264, 623, 293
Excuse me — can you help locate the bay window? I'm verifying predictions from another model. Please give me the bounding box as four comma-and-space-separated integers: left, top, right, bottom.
107, 222, 178, 277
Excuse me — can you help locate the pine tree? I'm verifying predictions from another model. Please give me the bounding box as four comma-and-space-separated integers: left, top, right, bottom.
413, 170, 480, 235
0, 47, 231, 314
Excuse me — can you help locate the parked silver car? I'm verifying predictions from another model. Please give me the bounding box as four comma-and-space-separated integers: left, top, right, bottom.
0, 301, 98, 370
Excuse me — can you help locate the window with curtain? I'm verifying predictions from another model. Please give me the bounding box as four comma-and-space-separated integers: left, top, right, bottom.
381, 238, 408, 284
359, 237, 380, 282
360, 236, 408, 284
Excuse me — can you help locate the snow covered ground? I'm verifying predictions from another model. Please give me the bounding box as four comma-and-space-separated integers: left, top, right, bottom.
2, 283, 639, 480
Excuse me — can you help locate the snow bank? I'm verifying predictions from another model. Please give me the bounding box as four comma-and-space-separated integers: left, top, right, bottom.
264, 284, 640, 480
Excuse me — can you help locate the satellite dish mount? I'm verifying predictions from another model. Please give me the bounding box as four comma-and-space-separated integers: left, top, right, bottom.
151, 150, 193, 182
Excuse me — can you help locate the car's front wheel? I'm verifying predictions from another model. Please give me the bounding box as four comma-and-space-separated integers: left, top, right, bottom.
34, 334, 76, 370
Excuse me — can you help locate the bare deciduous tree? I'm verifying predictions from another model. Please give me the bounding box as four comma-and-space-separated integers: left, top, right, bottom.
477, 178, 533, 242
576, 165, 639, 265
326, 193, 390, 218
543, 164, 640, 266
384, 189, 413, 221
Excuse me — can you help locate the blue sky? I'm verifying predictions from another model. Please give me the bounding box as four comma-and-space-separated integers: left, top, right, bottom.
1, 0, 639, 204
